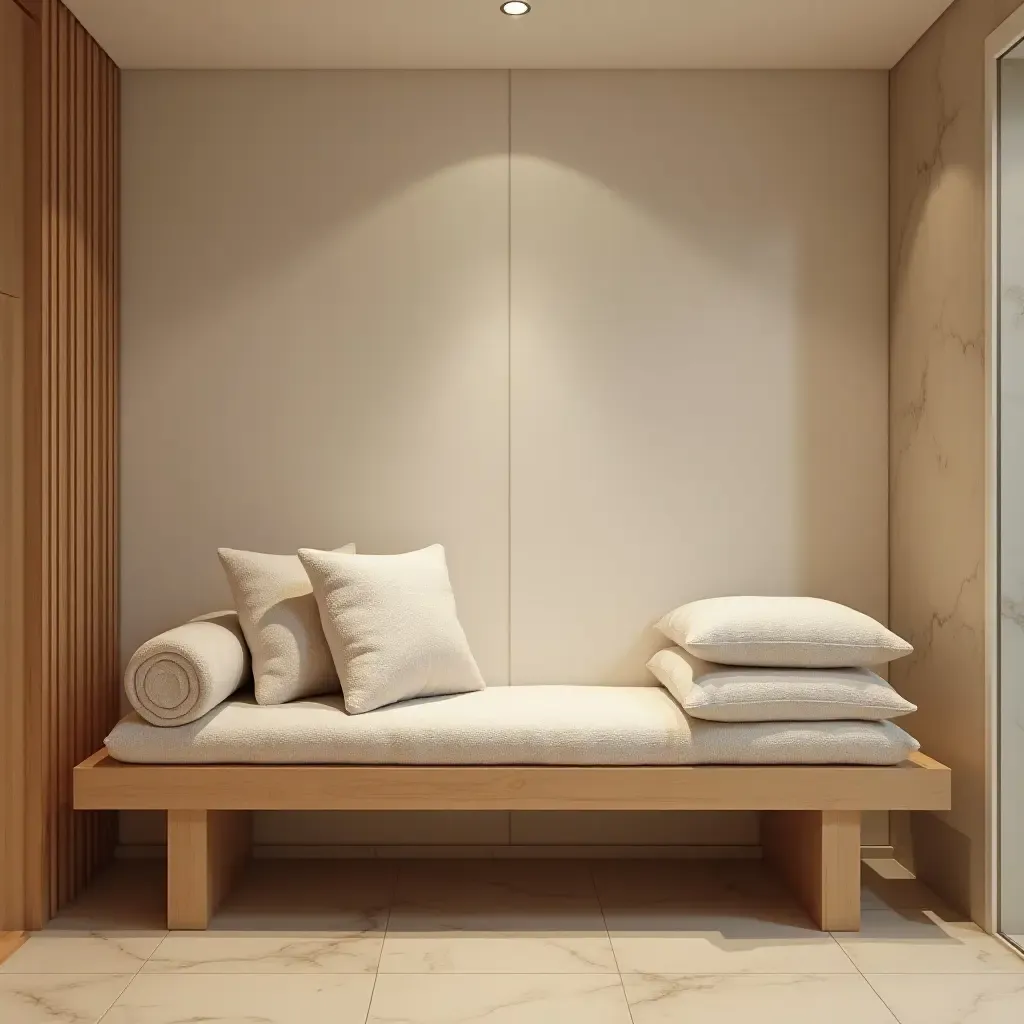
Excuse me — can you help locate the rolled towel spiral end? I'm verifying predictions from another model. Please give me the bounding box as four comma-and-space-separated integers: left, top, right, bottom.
124, 612, 250, 727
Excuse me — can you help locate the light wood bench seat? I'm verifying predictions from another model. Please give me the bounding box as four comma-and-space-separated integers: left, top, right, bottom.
74, 749, 950, 933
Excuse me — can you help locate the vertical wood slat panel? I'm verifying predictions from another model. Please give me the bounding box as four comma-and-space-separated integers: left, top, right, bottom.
71, 14, 84, 905
69, 5, 77, 906
0, 291, 25, 931
25, 0, 53, 927
0, 0, 26, 932
61, 9, 72, 911
85, 28, 96, 887
101, 36, 111, 860
85, 24, 95, 890
19, 0, 119, 926
52, 0, 62, 914
90, 28, 101, 881
15, 0, 41, 932
53, 1, 66, 915
108, 51, 119, 857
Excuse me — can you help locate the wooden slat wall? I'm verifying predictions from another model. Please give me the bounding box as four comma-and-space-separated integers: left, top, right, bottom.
1, 0, 29, 934
21, 0, 118, 927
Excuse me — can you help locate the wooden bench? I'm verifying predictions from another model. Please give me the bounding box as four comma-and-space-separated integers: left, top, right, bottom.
74, 749, 951, 932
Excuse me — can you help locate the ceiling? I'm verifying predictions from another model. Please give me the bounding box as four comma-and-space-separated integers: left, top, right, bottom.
64, 0, 954, 71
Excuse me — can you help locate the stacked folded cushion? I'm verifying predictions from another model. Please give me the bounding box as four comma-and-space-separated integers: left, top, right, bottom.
648, 596, 919, 755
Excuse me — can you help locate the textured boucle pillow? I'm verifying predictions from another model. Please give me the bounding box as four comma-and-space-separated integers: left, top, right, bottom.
298, 544, 486, 714
657, 596, 912, 668
647, 646, 917, 722
218, 544, 354, 705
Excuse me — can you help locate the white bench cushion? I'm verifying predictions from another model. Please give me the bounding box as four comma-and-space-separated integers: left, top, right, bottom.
104, 686, 919, 766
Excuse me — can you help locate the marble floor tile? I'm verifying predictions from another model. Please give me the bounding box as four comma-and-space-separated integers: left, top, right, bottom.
866, 974, 1024, 1023
860, 860, 961, 916
386, 859, 608, 933
380, 859, 616, 973
379, 933, 618, 974
144, 932, 383, 974
0, 933, 163, 975
140, 860, 391, 975
834, 911, 1024, 975
623, 973, 898, 1024
392, 859, 603, 903
593, 857, 794, 911
605, 904, 857, 975
45, 862, 167, 933
366, 973, 633, 1024
0, 974, 133, 1024
101, 973, 376, 1024
209, 858, 394, 933
0, 862, 168, 979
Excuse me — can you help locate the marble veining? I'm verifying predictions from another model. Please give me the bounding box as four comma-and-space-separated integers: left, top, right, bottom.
379, 860, 618, 973
834, 912, 1024, 975
0, 932, 165, 975
366, 973, 632, 1024
378, 934, 618, 974
889, 0, 1024, 922
622, 973, 899, 1024
10, 858, 1024, 1023
605, 905, 857, 976
867, 973, 1024, 1023
0, 974, 134, 1024
101, 974, 376, 1024
144, 934, 383, 974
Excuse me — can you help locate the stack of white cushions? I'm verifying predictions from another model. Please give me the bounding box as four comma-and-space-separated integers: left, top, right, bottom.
125, 543, 485, 726
648, 596, 918, 728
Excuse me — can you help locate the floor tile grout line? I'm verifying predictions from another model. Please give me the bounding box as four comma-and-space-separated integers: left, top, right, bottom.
829, 927, 867, 977
858, 973, 911, 1024
85, 972, 138, 1024
362, 964, 382, 1024
586, 862, 638, 1024
136, 925, 170, 973
360, 861, 398, 1024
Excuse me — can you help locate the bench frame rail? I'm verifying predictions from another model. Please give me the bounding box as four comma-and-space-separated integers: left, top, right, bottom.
74, 750, 951, 932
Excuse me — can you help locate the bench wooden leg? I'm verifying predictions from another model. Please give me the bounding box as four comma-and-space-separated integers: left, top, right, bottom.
167, 810, 251, 930
761, 810, 861, 932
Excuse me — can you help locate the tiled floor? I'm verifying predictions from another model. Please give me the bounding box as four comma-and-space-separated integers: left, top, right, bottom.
1, 857, 1022, 1023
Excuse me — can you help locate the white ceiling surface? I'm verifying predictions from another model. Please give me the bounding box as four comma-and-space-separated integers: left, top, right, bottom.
65, 0, 954, 71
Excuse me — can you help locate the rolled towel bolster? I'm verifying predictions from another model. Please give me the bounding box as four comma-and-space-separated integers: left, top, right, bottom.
125, 612, 250, 727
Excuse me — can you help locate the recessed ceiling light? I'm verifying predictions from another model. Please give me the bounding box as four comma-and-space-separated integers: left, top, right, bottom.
501, 1, 531, 15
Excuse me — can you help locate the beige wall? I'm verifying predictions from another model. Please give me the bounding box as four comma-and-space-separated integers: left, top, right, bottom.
510, 71, 888, 685
890, 0, 1024, 923
122, 70, 889, 851
121, 71, 512, 689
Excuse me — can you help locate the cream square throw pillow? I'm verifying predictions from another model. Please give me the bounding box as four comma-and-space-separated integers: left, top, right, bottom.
218, 544, 354, 705
647, 647, 917, 722
657, 596, 912, 668
298, 544, 486, 714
